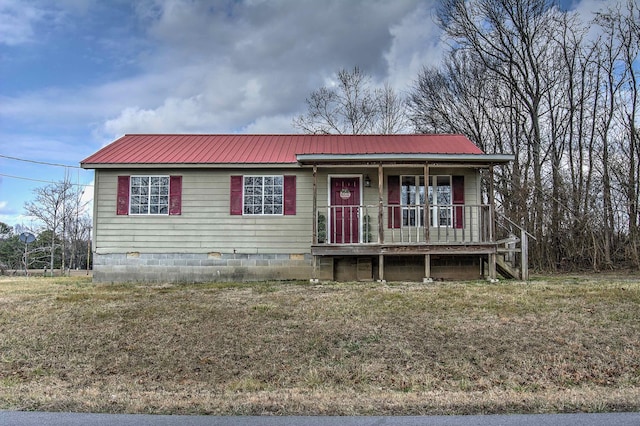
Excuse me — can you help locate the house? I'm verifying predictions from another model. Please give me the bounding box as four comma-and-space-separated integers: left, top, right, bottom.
81, 134, 526, 283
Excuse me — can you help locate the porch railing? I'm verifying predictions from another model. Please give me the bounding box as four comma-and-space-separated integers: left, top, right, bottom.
316, 205, 377, 245
315, 204, 493, 245
494, 213, 536, 280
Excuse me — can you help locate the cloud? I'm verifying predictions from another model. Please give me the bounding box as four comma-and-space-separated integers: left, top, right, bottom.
241, 114, 300, 134
141, 0, 421, 73
385, 1, 444, 90
0, 201, 22, 227
0, 0, 47, 45
0, 0, 86, 47
103, 95, 212, 135
4, 0, 619, 148
2, 0, 446, 146
96, 0, 432, 138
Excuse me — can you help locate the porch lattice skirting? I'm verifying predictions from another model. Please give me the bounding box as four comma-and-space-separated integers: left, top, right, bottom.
92, 252, 313, 283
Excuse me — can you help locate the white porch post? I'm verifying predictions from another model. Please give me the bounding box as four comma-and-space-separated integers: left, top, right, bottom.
312, 164, 318, 244
489, 165, 495, 242
521, 229, 529, 280
424, 162, 430, 243
312, 164, 318, 281
378, 163, 385, 282
424, 254, 432, 283
489, 165, 497, 281
488, 252, 497, 281
377, 163, 384, 244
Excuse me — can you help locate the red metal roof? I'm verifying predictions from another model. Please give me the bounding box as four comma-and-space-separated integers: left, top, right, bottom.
81, 134, 484, 166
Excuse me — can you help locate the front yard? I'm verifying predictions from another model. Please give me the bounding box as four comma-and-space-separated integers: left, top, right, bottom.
0, 275, 638, 415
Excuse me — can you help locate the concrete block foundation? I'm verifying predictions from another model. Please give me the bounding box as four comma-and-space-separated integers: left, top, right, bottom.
93, 252, 485, 284
93, 252, 313, 283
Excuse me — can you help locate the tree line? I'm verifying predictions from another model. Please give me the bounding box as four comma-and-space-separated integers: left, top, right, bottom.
0, 178, 92, 275
294, 0, 639, 272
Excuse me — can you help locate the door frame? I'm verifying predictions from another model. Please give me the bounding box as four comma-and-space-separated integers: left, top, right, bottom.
327, 174, 363, 244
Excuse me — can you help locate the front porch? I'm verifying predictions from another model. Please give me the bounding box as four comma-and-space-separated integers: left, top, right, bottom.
303, 161, 528, 282
311, 203, 504, 281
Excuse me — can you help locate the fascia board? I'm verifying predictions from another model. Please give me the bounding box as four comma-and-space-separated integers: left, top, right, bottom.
80, 162, 300, 170
295, 153, 515, 163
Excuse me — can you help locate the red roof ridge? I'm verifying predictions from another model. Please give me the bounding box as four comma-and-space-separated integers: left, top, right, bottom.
117, 133, 470, 137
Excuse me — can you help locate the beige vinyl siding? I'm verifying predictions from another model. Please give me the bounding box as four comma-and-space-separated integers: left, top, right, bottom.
94, 168, 312, 254
93, 166, 485, 254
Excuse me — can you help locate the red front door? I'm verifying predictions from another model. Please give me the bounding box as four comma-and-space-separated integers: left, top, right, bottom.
330, 177, 360, 243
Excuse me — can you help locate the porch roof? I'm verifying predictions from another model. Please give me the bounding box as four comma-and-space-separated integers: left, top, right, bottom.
296, 152, 514, 165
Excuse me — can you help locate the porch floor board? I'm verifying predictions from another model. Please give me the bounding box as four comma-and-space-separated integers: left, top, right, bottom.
311, 242, 498, 256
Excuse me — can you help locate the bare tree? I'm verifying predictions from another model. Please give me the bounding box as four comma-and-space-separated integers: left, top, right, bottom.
24, 178, 84, 275
374, 83, 409, 134
595, 0, 640, 267
409, 0, 640, 271
294, 67, 408, 134
438, 0, 562, 267
65, 190, 92, 270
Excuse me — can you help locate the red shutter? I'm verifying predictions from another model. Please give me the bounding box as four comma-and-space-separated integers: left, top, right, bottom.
387, 175, 401, 229
169, 175, 182, 215
117, 176, 130, 215
284, 175, 296, 215
230, 175, 243, 215
452, 175, 464, 229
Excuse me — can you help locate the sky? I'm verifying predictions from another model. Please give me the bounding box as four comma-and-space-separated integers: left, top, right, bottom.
0, 0, 615, 230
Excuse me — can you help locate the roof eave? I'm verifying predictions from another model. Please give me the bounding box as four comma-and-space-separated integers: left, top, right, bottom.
80, 162, 300, 170
80, 154, 515, 169
295, 153, 515, 164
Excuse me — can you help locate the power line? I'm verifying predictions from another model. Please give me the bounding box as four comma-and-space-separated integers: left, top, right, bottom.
0, 154, 83, 169
0, 173, 93, 187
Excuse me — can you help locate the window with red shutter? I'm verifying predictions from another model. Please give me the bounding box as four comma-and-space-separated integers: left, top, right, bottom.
169, 175, 182, 215
232, 174, 296, 216
284, 175, 296, 215
230, 175, 243, 215
387, 175, 401, 228
118, 175, 179, 215
116, 176, 130, 215
452, 175, 464, 229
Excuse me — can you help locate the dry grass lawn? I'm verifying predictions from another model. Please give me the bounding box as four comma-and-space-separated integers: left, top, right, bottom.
0, 274, 639, 415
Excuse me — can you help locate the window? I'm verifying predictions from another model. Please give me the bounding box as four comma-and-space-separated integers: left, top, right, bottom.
130, 176, 170, 215
230, 175, 295, 216
401, 176, 425, 227
400, 175, 452, 227
243, 176, 284, 215
117, 175, 181, 216
430, 176, 452, 227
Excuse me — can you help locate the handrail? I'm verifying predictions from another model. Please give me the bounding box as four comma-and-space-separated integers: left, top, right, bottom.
495, 212, 537, 241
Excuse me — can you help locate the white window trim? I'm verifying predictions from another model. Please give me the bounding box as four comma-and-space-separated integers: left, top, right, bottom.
400, 175, 425, 228
430, 175, 453, 228
242, 175, 285, 216
400, 175, 453, 228
129, 175, 170, 216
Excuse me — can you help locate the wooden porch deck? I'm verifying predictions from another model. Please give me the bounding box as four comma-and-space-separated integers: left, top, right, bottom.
311, 241, 498, 256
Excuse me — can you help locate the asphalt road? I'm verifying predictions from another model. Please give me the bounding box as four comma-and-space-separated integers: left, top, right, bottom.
1, 412, 639, 426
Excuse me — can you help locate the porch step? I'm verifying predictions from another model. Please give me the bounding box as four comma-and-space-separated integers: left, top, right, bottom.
495, 254, 520, 279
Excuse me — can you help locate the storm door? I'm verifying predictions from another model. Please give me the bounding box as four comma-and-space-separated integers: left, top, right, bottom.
329, 177, 360, 243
